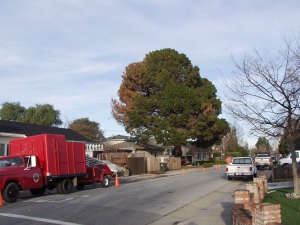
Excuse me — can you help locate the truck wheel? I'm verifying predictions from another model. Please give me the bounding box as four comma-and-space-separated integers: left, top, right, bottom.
254, 172, 258, 177
77, 184, 85, 190
3, 183, 20, 203
59, 179, 73, 194
101, 176, 109, 188
30, 187, 46, 196
227, 176, 232, 181
56, 182, 63, 194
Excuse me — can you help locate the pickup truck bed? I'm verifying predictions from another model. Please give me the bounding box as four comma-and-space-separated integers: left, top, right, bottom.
226, 157, 257, 180
255, 154, 272, 169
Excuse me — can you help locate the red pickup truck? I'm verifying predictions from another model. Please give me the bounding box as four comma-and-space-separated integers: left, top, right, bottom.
0, 134, 112, 203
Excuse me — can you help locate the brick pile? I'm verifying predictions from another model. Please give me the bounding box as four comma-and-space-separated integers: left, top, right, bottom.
231, 174, 283, 225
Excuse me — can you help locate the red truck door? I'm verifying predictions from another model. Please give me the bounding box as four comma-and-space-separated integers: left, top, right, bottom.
20, 156, 44, 190
22, 167, 44, 190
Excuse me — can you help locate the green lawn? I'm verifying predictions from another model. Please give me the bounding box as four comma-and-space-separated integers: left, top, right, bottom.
263, 188, 300, 225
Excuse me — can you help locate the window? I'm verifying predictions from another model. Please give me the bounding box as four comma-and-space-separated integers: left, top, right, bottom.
233, 158, 252, 164
0, 144, 4, 156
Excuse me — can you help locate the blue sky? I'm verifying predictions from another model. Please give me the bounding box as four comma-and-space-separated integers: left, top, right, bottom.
1, 1, 300, 148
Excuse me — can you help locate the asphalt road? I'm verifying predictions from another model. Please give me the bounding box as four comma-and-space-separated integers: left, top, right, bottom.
0, 167, 268, 225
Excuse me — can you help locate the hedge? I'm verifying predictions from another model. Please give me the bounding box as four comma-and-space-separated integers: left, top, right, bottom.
195, 160, 227, 165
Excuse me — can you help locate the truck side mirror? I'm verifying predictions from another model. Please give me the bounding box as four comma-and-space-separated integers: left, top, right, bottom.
31, 156, 37, 167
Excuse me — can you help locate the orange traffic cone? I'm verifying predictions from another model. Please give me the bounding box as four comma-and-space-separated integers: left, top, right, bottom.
0, 191, 3, 207
218, 164, 221, 169
202, 167, 205, 172
182, 170, 185, 175
115, 174, 120, 187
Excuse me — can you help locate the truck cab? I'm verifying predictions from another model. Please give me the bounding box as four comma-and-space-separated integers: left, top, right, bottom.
0, 155, 43, 202
278, 150, 300, 166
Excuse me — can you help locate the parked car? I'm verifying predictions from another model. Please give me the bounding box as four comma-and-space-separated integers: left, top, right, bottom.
181, 159, 189, 164
100, 160, 125, 177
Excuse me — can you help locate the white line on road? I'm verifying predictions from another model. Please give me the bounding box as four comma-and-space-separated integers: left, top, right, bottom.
0, 213, 82, 225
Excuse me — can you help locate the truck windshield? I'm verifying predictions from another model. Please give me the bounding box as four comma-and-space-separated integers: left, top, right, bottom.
257, 154, 269, 157
0, 157, 24, 168
233, 158, 252, 164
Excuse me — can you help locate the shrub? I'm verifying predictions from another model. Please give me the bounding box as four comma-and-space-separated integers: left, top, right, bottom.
214, 160, 227, 165
202, 163, 213, 168
227, 152, 241, 157
213, 152, 221, 157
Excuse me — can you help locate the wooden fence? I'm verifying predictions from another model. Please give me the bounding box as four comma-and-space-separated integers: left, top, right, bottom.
100, 153, 181, 174
272, 165, 300, 182
101, 152, 145, 167
147, 157, 181, 172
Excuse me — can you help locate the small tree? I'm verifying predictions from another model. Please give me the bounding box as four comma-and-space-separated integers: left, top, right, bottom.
0, 102, 62, 127
255, 137, 272, 153
68, 118, 104, 143
0, 102, 26, 121
23, 104, 62, 127
223, 35, 300, 195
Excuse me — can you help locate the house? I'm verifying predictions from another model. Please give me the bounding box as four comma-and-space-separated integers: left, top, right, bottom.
102, 134, 165, 157
182, 146, 212, 164
0, 120, 96, 157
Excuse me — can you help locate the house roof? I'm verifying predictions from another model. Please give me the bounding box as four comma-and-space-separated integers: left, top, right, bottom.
104, 141, 164, 151
102, 134, 137, 142
185, 147, 209, 155
0, 120, 92, 142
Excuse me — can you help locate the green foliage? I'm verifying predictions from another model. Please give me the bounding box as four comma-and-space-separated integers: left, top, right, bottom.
22, 104, 62, 127
0, 102, 62, 127
112, 48, 229, 148
215, 160, 228, 165
195, 160, 227, 165
213, 152, 221, 157
255, 137, 271, 152
0, 102, 26, 121
68, 118, 104, 143
278, 137, 290, 155
202, 163, 213, 168
263, 188, 300, 225
227, 152, 242, 157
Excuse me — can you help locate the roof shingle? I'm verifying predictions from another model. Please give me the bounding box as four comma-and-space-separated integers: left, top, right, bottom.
0, 120, 91, 142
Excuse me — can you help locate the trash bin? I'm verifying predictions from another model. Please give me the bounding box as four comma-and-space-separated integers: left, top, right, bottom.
160, 163, 167, 172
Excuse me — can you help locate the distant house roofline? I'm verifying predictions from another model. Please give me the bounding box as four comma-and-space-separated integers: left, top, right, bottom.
0, 120, 92, 142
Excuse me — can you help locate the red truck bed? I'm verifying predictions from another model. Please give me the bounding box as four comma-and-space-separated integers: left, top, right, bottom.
9, 134, 86, 177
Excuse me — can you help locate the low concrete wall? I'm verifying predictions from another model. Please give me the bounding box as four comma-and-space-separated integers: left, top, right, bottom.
232, 174, 284, 225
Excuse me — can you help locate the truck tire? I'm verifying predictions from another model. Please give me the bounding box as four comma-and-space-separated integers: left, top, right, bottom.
3, 182, 20, 203
56, 182, 63, 194
30, 187, 46, 196
227, 176, 232, 181
101, 176, 109, 188
76, 184, 85, 190
59, 179, 73, 194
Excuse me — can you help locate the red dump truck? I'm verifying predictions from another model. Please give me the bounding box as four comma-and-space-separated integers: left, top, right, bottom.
0, 134, 112, 203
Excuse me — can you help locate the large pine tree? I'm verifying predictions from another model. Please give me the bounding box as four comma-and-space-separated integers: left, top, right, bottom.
111, 48, 229, 149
